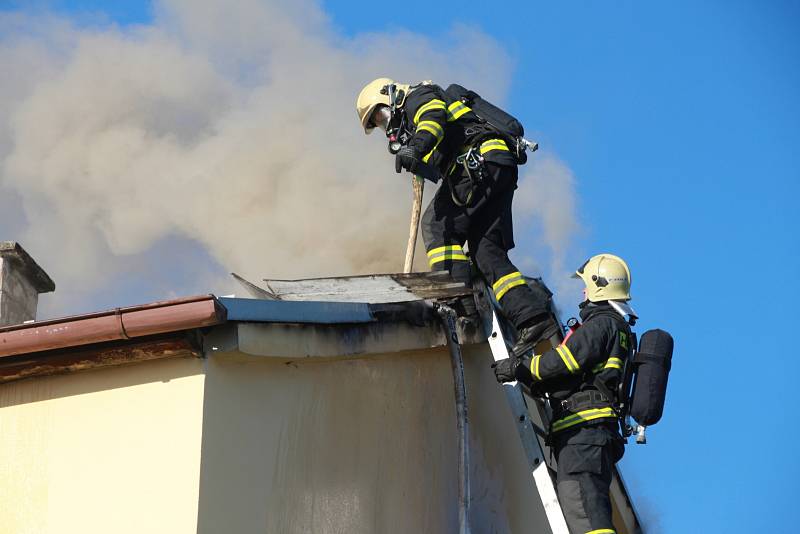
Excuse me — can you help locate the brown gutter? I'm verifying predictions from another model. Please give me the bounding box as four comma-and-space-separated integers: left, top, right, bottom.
0, 295, 226, 359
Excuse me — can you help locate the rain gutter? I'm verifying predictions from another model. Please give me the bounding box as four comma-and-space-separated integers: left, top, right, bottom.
0, 295, 225, 359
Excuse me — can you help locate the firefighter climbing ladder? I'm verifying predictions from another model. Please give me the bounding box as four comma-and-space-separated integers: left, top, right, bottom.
474, 283, 571, 534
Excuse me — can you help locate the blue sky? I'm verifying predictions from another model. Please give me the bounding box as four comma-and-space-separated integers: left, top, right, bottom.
3, 1, 798, 532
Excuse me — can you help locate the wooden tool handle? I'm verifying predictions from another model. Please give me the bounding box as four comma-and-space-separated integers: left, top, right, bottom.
403, 176, 425, 273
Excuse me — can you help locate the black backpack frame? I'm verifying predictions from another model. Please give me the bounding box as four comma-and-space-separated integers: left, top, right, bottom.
444, 84, 538, 163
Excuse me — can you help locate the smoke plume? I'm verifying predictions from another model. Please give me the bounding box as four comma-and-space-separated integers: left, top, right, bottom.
514, 154, 584, 306
0, 0, 579, 317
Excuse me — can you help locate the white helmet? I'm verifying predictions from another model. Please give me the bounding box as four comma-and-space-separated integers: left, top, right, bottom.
355, 77, 411, 134
572, 253, 632, 302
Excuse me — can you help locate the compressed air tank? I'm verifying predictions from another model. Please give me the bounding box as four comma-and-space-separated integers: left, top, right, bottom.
630, 329, 674, 427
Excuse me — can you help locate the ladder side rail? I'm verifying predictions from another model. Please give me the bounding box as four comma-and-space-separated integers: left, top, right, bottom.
475, 282, 570, 534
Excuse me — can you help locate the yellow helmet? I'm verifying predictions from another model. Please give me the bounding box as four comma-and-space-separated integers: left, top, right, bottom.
572, 253, 632, 302
356, 77, 411, 134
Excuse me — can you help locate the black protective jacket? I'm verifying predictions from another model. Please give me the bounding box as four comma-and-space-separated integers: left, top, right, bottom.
401, 83, 518, 174
526, 302, 633, 434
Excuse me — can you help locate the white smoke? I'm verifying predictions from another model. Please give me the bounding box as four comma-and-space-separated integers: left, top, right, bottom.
514, 154, 584, 307
0, 0, 579, 317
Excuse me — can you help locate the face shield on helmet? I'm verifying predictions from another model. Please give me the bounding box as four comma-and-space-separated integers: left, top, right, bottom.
368, 105, 392, 133
356, 77, 412, 135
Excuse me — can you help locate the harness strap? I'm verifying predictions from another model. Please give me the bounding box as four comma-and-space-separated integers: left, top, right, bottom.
559, 390, 610, 413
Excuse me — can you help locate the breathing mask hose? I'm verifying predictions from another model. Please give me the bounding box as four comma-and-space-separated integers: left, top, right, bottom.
434, 303, 471, 534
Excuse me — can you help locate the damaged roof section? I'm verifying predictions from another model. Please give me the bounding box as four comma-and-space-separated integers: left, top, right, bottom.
214, 271, 482, 359
234, 270, 472, 303
224, 271, 475, 326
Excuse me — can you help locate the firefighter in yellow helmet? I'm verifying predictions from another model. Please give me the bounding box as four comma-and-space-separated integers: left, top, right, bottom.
495, 253, 635, 534
356, 77, 559, 352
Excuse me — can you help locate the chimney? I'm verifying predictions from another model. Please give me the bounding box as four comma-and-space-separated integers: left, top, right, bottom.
0, 242, 55, 327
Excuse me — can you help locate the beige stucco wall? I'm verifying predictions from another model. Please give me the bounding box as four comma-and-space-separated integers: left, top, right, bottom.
196, 344, 548, 534
0, 335, 558, 534
0, 357, 205, 534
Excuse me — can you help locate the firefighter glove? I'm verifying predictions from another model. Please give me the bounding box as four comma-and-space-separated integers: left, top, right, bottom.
492, 356, 518, 383
395, 145, 422, 174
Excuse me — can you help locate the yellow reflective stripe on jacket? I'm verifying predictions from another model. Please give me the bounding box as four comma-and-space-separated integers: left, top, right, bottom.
423, 143, 443, 163
417, 120, 444, 140
551, 407, 617, 433
555, 346, 577, 373
593, 356, 624, 373
447, 100, 472, 121
427, 245, 468, 266
413, 99, 446, 125
479, 138, 509, 154
492, 271, 526, 301
530, 355, 542, 380
556, 344, 580, 373
586, 529, 616, 534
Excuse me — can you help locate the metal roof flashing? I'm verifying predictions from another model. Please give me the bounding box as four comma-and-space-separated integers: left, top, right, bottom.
208, 273, 482, 359
208, 297, 485, 360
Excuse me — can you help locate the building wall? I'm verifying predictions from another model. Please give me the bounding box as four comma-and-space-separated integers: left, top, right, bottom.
0, 357, 205, 534
197, 344, 550, 534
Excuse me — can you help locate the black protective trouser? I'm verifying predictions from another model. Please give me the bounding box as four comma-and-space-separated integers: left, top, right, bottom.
553, 423, 625, 534
421, 161, 549, 328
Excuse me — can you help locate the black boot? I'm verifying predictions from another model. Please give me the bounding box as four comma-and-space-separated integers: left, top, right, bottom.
511, 314, 560, 358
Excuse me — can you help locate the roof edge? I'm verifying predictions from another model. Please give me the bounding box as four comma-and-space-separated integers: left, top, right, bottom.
0, 295, 225, 358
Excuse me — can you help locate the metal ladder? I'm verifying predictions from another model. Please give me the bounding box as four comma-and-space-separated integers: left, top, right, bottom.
473, 283, 571, 534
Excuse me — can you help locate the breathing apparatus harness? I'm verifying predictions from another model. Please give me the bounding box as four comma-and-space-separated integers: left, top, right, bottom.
542, 312, 634, 445
450, 136, 488, 207
555, 308, 673, 445
379, 82, 539, 207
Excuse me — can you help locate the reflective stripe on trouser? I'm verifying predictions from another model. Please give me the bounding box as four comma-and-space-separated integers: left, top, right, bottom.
420, 162, 550, 328
492, 271, 526, 301
427, 245, 469, 268
554, 425, 621, 534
